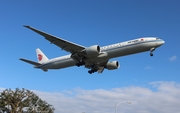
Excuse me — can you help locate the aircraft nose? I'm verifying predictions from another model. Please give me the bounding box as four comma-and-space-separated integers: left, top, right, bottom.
157, 39, 165, 46
161, 39, 165, 45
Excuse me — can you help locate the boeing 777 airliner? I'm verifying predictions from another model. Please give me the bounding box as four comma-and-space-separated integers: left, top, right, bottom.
20, 26, 165, 74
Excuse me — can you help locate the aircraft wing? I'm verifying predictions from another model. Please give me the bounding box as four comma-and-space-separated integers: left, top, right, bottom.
24, 25, 85, 54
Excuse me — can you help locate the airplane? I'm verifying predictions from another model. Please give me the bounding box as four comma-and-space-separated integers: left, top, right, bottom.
20, 26, 165, 74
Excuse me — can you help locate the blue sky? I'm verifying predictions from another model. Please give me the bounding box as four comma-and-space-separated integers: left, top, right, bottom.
1, 0, 180, 113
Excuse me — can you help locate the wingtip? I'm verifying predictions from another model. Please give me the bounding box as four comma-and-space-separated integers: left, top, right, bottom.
19, 58, 23, 60
23, 25, 31, 28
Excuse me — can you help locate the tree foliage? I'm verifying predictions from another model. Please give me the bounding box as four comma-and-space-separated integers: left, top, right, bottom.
0, 88, 54, 113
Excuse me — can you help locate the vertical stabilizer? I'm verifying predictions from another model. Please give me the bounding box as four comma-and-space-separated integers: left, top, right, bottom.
36, 48, 49, 63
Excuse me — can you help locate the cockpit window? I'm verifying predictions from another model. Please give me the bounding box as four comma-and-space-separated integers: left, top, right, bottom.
156, 38, 160, 40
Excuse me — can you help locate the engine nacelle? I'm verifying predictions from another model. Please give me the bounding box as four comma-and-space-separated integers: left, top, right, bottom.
106, 61, 120, 70
85, 45, 100, 56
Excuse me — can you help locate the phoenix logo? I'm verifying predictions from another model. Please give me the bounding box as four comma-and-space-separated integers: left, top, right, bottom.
38, 54, 43, 61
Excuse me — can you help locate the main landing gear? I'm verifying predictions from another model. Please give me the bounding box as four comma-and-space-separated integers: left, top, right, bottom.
88, 69, 97, 74
76, 61, 85, 67
150, 48, 155, 57
87, 65, 98, 74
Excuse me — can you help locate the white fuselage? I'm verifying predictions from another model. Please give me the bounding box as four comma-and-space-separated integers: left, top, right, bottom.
38, 37, 164, 70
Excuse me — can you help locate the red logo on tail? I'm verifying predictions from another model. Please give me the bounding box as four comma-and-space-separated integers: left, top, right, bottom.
38, 54, 43, 61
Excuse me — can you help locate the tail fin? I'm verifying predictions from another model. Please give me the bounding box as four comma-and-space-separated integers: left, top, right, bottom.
36, 48, 49, 63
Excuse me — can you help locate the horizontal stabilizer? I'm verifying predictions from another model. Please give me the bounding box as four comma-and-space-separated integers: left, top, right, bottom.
19, 58, 41, 66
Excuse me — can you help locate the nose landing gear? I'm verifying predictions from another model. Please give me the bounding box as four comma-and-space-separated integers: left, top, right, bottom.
150, 48, 155, 57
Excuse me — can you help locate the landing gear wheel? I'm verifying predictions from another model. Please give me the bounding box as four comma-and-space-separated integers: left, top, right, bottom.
150, 53, 153, 56
76, 61, 85, 67
88, 70, 92, 74
88, 68, 97, 74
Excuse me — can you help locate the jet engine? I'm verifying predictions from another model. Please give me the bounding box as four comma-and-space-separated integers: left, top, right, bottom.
105, 61, 120, 70
85, 45, 100, 56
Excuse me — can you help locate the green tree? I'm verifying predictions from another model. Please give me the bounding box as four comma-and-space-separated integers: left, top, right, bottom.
0, 88, 54, 113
